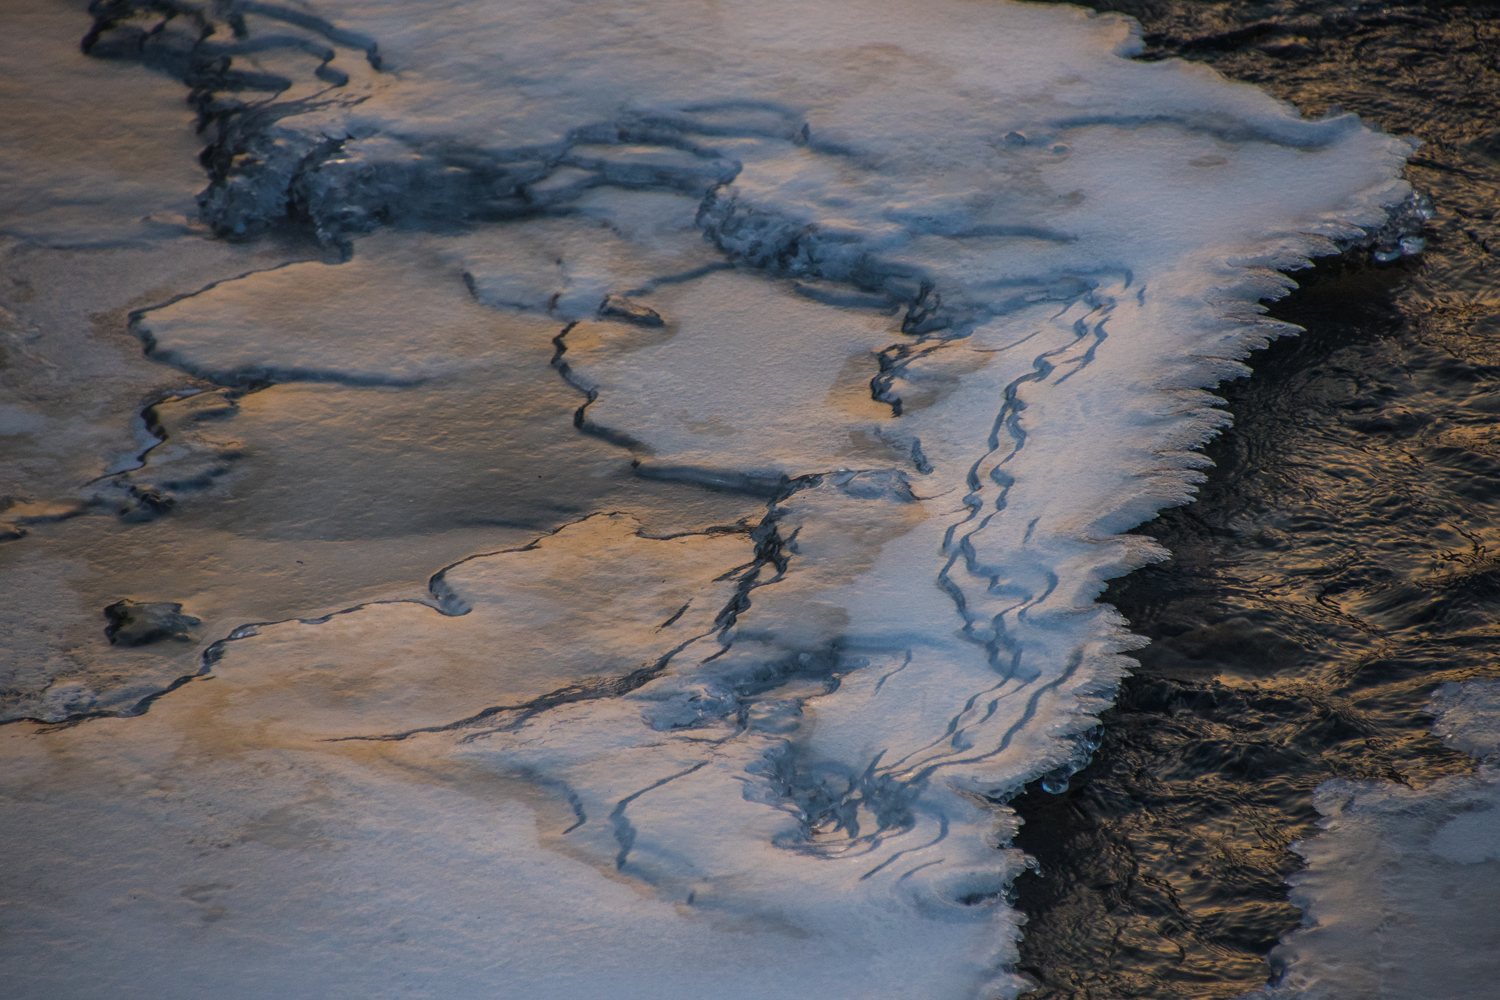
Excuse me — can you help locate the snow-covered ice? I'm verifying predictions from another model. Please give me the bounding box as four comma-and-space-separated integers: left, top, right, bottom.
0, 0, 1417, 996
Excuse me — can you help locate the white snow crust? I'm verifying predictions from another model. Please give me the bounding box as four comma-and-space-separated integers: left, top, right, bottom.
0, 1, 1415, 997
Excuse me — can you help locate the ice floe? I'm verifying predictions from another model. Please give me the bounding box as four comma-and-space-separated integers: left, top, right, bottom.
1243, 680, 1500, 1000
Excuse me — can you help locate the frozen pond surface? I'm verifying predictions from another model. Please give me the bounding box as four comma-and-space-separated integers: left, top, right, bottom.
1242, 680, 1500, 1000
0, 0, 1437, 997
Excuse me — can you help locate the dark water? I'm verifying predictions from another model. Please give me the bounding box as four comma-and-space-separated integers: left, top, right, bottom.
1011, 2, 1500, 996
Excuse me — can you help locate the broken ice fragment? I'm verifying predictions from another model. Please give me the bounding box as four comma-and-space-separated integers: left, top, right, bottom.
1399, 235, 1427, 255
599, 294, 665, 327
1430, 679, 1500, 761
103, 600, 201, 647
118, 488, 177, 523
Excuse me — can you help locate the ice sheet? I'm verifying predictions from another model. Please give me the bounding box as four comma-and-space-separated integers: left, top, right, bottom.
0, 1, 206, 246
1, 0, 1415, 996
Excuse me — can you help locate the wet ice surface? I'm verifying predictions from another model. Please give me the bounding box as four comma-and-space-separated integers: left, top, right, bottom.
1238, 681, 1500, 1000
0, 0, 1415, 996
0, 0, 204, 246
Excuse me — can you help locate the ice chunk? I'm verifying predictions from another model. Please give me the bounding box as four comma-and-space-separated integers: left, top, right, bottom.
440, 190, 722, 320
1431, 680, 1500, 761
103, 600, 201, 648
560, 268, 902, 485
0, 516, 1027, 1000
1400, 235, 1427, 255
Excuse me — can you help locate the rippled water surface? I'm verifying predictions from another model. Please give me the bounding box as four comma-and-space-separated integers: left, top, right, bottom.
1012, 1, 1500, 995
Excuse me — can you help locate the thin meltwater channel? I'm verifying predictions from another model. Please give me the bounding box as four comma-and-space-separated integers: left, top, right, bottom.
1011, 2, 1500, 996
